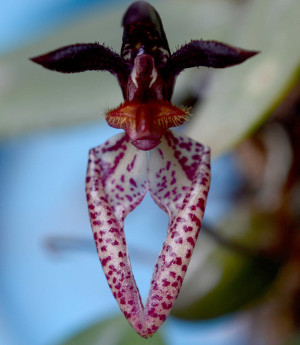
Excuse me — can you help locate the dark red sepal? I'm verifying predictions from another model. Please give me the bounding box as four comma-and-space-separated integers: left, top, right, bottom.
164, 40, 259, 77
30, 43, 129, 94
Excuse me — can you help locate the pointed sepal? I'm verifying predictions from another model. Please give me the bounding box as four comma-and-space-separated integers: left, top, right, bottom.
165, 40, 259, 77
30, 43, 128, 91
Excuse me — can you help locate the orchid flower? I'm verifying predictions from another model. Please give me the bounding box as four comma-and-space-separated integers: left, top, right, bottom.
31, 1, 257, 338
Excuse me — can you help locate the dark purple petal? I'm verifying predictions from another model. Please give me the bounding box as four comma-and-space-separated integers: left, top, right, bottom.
165, 40, 259, 77
31, 43, 128, 92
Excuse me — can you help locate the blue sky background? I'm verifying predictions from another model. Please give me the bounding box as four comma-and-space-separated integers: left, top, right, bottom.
0, 0, 110, 54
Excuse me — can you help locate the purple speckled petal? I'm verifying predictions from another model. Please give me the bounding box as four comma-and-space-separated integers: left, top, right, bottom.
144, 130, 211, 334
86, 130, 210, 338
85, 133, 149, 336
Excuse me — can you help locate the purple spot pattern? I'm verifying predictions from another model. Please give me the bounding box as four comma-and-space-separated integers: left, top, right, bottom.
86, 130, 210, 338
86, 133, 148, 335
145, 130, 210, 333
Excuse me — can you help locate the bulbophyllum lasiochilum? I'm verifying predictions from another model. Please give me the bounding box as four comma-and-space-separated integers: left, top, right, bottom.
31, 0, 258, 338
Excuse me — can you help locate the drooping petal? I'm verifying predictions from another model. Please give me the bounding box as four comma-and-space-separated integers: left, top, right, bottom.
144, 130, 211, 334
85, 133, 149, 336
86, 130, 211, 338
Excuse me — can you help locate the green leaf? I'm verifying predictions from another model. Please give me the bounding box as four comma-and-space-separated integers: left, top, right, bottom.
281, 333, 300, 345
56, 315, 166, 345
185, 0, 300, 156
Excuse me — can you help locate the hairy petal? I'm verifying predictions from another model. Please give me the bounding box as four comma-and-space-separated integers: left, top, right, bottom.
145, 130, 211, 333
31, 43, 128, 92
165, 40, 259, 77
85, 133, 149, 337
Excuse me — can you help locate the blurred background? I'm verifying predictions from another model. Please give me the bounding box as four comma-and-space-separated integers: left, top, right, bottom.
0, 1, 299, 345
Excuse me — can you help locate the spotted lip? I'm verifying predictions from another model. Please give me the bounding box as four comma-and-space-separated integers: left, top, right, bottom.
131, 137, 161, 150
86, 130, 211, 338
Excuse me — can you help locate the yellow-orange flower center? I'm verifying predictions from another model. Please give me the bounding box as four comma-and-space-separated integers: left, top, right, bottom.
106, 100, 189, 150
106, 100, 188, 131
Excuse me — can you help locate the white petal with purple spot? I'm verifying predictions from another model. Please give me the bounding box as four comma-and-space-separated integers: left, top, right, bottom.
86, 133, 148, 336
86, 130, 210, 338
144, 131, 211, 334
